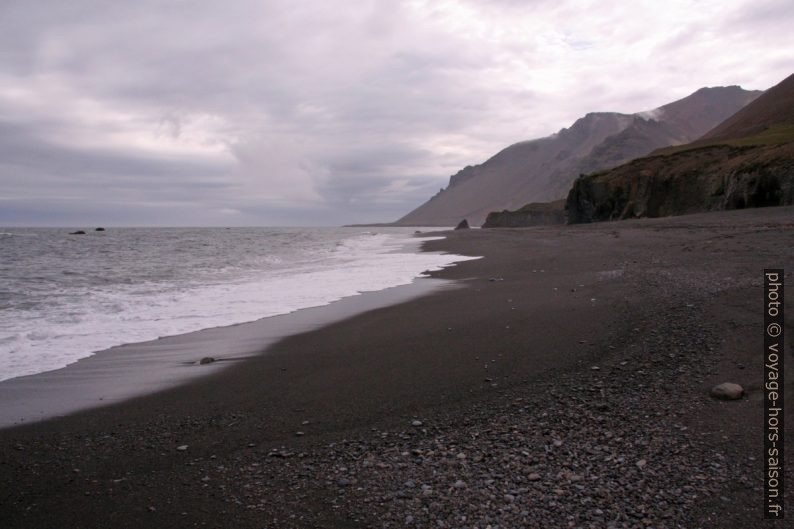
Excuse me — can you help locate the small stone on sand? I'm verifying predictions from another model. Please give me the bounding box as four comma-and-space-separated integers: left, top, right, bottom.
710, 382, 744, 400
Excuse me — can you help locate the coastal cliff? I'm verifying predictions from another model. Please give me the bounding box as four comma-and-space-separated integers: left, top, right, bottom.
566, 143, 794, 222
482, 199, 565, 228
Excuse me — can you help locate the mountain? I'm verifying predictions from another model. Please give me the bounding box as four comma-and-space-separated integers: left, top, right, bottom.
700, 73, 794, 141
566, 73, 794, 223
393, 86, 761, 227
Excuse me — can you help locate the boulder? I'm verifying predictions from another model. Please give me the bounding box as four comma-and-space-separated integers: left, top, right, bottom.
710, 382, 744, 400
95, 227, 106, 231
69, 230, 86, 235
454, 219, 470, 230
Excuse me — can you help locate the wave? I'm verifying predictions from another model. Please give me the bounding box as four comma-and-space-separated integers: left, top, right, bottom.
0, 229, 477, 382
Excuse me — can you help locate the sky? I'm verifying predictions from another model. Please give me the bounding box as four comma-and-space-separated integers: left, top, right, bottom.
0, 0, 792, 226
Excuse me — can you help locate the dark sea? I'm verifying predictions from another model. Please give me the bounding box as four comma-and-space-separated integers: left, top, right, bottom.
0, 227, 476, 382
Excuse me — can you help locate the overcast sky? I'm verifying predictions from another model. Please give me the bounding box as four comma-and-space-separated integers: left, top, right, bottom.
1, 0, 792, 226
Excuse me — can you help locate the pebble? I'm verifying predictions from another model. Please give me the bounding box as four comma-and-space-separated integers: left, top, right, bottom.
176, 272, 746, 528
710, 382, 744, 400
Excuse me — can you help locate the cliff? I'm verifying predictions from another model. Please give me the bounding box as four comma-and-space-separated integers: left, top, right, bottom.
482, 200, 566, 228
566, 142, 794, 223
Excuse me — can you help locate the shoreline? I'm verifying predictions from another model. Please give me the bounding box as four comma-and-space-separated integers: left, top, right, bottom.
0, 227, 472, 389
0, 207, 791, 528
0, 276, 464, 428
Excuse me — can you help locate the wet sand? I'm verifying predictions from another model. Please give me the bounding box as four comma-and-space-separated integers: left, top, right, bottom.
0, 207, 792, 528
0, 278, 457, 428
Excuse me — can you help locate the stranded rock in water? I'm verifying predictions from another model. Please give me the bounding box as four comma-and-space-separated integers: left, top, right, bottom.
455, 219, 470, 230
710, 382, 744, 400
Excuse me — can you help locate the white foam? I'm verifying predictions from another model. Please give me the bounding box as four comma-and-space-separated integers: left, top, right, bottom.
0, 232, 477, 381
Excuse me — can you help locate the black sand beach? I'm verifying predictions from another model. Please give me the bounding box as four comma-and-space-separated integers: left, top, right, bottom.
1, 207, 792, 528
0, 278, 456, 428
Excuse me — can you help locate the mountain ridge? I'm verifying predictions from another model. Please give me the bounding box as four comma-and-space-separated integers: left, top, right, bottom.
392, 85, 761, 227
701, 74, 794, 141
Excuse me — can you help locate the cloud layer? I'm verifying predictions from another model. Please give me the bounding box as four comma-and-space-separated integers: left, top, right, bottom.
1, 0, 792, 225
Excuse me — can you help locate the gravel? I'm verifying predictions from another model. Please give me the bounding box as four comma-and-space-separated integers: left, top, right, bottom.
218, 270, 750, 528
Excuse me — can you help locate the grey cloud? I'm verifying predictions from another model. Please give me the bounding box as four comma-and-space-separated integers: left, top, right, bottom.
0, 0, 791, 226
0, 122, 228, 180
724, 0, 794, 29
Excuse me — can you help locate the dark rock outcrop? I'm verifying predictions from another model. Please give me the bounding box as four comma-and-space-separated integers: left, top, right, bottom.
566, 143, 794, 222
454, 219, 470, 230
482, 199, 566, 228
69, 230, 86, 235
95, 227, 105, 231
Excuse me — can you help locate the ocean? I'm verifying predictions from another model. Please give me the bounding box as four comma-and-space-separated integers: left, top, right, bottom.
0, 227, 476, 382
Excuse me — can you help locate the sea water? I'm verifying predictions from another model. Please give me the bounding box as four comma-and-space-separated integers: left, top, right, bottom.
0, 227, 476, 382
